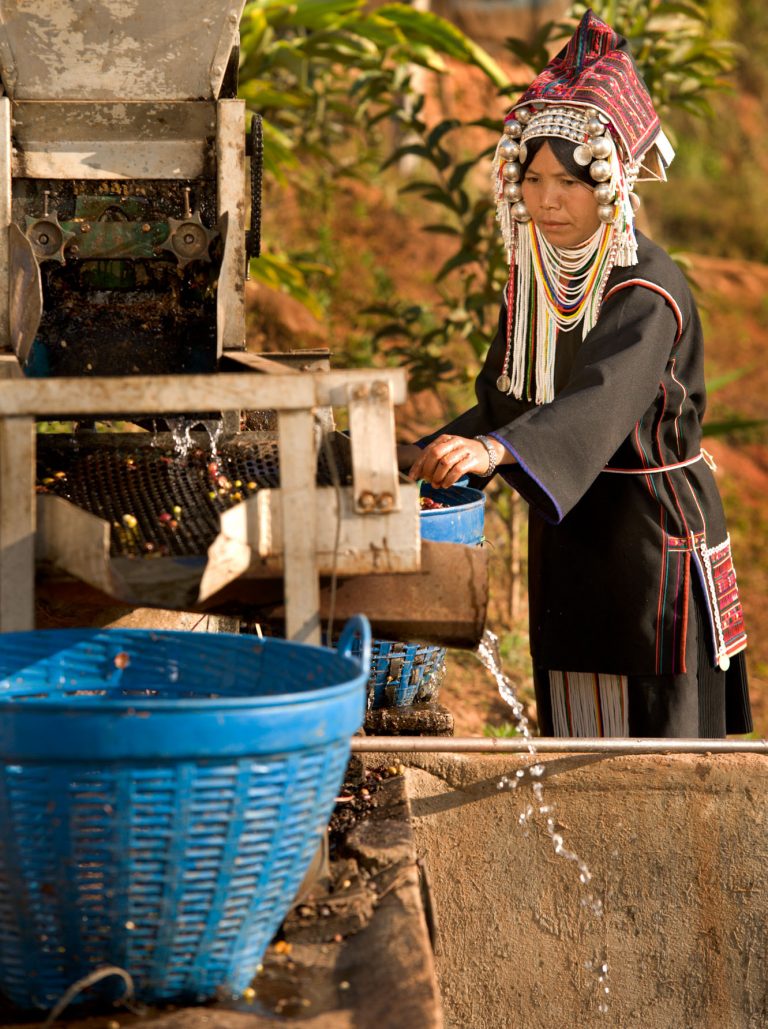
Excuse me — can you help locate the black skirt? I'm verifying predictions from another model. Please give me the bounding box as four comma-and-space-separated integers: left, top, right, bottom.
534, 590, 752, 739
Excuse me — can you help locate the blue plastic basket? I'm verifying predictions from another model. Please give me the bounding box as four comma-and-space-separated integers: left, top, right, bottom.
0, 618, 370, 1011
366, 484, 486, 709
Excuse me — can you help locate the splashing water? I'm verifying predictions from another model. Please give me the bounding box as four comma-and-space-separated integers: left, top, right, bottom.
199, 419, 224, 458
476, 628, 610, 1014
164, 417, 223, 460
166, 417, 195, 459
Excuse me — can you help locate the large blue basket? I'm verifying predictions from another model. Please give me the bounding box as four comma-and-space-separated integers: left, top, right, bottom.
367, 484, 486, 709
0, 618, 370, 1011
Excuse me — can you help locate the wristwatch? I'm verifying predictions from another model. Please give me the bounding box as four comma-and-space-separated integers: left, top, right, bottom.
474, 435, 499, 477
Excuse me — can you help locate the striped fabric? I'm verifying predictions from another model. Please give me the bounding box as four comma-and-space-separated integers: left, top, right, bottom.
549, 670, 629, 737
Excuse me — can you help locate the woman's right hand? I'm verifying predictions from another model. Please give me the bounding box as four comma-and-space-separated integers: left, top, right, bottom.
407, 434, 493, 488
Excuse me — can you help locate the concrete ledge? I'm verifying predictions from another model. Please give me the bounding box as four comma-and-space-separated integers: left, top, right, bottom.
397, 751, 768, 1029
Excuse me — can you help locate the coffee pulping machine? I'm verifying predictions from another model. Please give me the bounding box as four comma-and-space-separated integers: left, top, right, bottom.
0, 0, 488, 647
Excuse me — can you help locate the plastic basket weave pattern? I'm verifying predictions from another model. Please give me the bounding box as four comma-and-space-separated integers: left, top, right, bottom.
367, 639, 446, 708
0, 620, 370, 1011
366, 484, 486, 710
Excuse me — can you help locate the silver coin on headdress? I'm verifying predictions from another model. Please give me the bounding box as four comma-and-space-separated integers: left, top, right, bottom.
589, 136, 613, 161
511, 201, 531, 222
503, 181, 522, 202
498, 137, 520, 161
573, 144, 593, 167
496, 374, 512, 393
589, 160, 612, 182
630, 191, 642, 212
593, 183, 614, 205
517, 142, 528, 164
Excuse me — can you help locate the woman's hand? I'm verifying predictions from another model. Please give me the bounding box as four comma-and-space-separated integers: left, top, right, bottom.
407, 434, 496, 488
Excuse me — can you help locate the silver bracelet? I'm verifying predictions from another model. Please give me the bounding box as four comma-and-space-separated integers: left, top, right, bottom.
474, 435, 499, 477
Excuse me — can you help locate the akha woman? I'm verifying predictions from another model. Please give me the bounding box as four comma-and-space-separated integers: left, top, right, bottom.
401, 11, 751, 738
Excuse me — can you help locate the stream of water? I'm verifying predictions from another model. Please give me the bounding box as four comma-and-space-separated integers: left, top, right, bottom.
476, 629, 611, 1015
165, 417, 224, 460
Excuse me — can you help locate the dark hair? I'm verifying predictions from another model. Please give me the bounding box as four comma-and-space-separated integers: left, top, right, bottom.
520, 135, 593, 186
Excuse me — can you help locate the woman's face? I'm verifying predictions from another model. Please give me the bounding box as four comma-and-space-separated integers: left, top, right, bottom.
521, 142, 602, 248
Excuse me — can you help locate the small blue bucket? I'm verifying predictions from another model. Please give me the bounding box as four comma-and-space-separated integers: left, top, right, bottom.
0, 618, 370, 1010
366, 484, 486, 709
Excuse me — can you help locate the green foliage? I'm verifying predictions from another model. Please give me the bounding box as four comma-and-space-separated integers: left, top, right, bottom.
483, 721, 524, 738
239, 0, 506, 300
240, 0, 745, 391
352, 0, 741, 383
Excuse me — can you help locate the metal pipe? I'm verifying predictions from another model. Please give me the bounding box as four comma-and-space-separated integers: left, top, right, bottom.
352, 736, 768, 755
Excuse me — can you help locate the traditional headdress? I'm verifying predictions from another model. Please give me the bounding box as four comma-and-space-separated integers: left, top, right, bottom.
492, 10, 675, 403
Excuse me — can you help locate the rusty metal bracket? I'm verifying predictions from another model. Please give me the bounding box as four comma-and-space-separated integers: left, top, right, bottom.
347, 379, 401, 515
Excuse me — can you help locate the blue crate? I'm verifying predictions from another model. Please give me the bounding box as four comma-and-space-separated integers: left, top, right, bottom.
0, 618, 370, 1011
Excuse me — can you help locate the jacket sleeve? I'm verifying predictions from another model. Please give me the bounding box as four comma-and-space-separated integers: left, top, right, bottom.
491, 283, 681, 523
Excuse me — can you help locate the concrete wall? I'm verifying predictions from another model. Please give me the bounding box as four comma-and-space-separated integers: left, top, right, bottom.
401, 753, 768, 1029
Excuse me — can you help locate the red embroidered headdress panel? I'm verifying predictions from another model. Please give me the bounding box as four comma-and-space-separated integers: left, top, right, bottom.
513, 10, 660, 164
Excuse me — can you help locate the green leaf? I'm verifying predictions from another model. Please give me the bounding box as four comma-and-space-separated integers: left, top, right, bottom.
653, 1, 708, 22
376, 3, 507, 85
707, 366, 757, 392
703, 417, 768, 436
248, 251, 329, 320
426, 118, 462, 150
448, 158, 477, 191
436, 249, 478, 281
380, 145, 435, 170
422, 224, 461, 236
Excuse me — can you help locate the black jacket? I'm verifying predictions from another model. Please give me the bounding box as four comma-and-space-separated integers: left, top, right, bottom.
426, 232, 747, 680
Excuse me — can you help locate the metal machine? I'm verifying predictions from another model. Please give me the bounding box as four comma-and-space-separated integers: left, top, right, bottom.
0, 1, 488, 646
1, 0, 249, 374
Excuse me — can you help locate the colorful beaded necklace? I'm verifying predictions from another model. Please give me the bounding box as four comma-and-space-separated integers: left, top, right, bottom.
497, 221, 616, 403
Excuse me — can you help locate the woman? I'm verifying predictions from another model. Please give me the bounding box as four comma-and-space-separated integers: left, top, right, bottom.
399, 11, 751, 738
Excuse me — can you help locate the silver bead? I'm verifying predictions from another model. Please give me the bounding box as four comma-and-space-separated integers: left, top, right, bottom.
573, 144, 593, 167
593, 183, 614, 205
503, 181, 522, 202
502, 161, 521, 183
586, 117, 604, 137
597, 204, 617, 223
516, 106, 532, 125
630, 191, 641, 212
590, 160, 612, 182
506, 120, 522, 139
511, 201, 531, 222
589, 136, 613, 160
498, 137, 520, 161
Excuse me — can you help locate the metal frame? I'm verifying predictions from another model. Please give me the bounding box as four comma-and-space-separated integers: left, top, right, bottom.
352, 736, 768, 754
0, 98, 10, 350
0, 367, 412, 643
